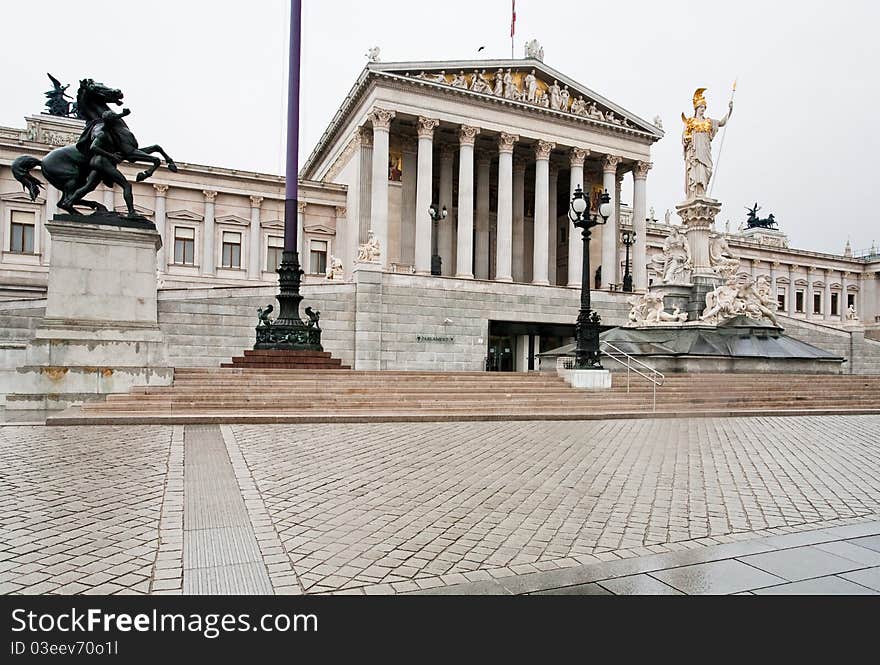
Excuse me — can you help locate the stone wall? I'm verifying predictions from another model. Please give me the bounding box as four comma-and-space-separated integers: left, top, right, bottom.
777, 315, 880, 375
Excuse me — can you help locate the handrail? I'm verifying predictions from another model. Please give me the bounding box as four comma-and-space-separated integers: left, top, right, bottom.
599, 341, 665, 411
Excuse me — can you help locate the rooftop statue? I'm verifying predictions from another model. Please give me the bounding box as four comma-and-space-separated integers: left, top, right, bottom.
681, 88, 732, 199
745, 202, 779, 229
12, 77, 177, 218
44, 73, 77, 118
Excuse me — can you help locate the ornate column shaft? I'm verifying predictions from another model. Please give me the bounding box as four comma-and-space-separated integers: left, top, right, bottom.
512, 157, 527, 282
532, 140, 555, 285
248, 196, 263, 280
568, 148, 588, 287
788, 264, 797, 317
601, 155, 622, 288
414, 117, 438, 274
154, 184, 169, 273
438, 144, 455, 275
456, 125, 480, 278
495, 133, 518, 283
400, 138, 419, 266
475, 151, 492, 280
202, 190, 217, 275
548, 165, 558, 285
369, 108, 395, 270
632, 161, 652, 291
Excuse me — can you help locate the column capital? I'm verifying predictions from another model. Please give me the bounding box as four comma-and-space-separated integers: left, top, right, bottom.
633, 161, 653, 180
359, 125, 374, 147
603, 154, 623, 173
771, 261, 781, 269
203, 190, 217, 202
459, 124, 481, 147
368, 107, 395, 131
297, 201, 307, 214
569, 147, 589, 168
513, 156, 528, 174
498, 132, 519, 154
335, 206, 347, 218
153, 184, 169, 196
249, 195, 263, 208
417, 116, 440, 139
535, 140, 556, 161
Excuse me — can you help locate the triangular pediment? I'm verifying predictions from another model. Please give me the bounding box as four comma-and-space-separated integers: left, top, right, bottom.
261, 219, 284, 230
114, 203, 154, 218
216, 214, 250, 226
304, 223, 335, 235
369, 59, 662, 137
1, 191, 46, 205
167, 209, 204, 222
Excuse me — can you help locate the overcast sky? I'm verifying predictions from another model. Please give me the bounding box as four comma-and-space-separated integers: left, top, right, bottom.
2, 0, 878, 254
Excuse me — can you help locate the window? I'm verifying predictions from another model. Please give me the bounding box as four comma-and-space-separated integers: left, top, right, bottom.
847, 293, 856, 310
173, 227, 195, 265
795, 290, 805, 313
831, 293, 839, 316
9, 211, 36, 254
267, 236, 284, 271
221, 231, 241, 268
813, 293, 822, 315
777, 288, 786, 312
309, 239, 328, 275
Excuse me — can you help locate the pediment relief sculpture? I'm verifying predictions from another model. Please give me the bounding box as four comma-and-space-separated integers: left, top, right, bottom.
408, 68, 635, 128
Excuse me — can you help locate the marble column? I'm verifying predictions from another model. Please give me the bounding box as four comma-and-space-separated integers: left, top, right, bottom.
632, 161, 652, 291
548, 165, 558, 285
567, 148, 588, 287
770, 261, 779, 308
806, 267, 814, 319
532, 140, 555, 285
368, 107, 395, 269
475, 151, 492, 280
400, 139, 418, 266
438, 144, 455, 275
824, 270, 832, 321
358, 127, 373, 245
456, 125, 480, 279
414, 117, 438, 275
512, 157, 527, 282
788, 264, 797, 317
601, 155, 622, 289
154, 185, 168, 273
495, 133, 518, 283
202, 190, 217, 275
248, 195, 263, 280
842, 271, 849, 315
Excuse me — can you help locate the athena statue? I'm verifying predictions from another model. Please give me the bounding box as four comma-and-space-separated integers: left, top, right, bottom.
681, 88, 732, 199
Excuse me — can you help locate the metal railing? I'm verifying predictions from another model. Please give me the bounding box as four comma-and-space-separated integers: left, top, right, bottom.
599, 341, 665, 412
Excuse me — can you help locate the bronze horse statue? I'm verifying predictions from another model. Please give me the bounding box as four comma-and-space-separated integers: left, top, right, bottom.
12, 78, 177, 217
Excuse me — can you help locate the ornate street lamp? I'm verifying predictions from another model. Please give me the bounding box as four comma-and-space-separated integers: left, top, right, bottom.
621, 229, 636, 293
429, 204, 448, 276
254, 0, 323, 352
569, 185, 612, 369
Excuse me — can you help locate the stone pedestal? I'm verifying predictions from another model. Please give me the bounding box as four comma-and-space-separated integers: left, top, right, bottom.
558, 368, 612, 390
677, 197, 722, 278
352, 261, 383, 371
5, 217, 173, 410
657, 283, 693, 320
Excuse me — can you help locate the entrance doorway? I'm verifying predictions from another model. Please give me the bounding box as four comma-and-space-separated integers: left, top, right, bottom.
487, 335, 515, 372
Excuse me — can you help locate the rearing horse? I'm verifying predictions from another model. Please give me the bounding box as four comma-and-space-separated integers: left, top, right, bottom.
12, 78, 178, 217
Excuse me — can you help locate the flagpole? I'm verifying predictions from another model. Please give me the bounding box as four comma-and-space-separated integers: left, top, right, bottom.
510, 0, 515, 59
708, 80, 737, 198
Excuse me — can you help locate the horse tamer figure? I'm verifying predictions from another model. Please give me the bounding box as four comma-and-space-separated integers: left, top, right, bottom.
12, 78, 177, 217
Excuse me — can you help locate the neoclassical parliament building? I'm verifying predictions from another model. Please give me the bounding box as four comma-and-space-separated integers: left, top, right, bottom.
1, 53, 878, 374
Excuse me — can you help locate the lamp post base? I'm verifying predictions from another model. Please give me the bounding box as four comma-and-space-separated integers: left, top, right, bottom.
559, 368, 612, 390
254, 250, 323, 351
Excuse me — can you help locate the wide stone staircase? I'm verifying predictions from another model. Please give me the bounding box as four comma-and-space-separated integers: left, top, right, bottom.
48, 369, 880, 425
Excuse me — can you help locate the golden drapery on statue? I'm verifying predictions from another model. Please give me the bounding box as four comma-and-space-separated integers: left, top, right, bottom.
681, 87, 731, 199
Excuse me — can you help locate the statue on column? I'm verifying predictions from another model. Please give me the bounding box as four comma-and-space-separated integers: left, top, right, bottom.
681, 88, 733, 199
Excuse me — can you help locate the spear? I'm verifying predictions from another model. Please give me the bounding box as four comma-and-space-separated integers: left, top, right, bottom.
708, 79, 737, 198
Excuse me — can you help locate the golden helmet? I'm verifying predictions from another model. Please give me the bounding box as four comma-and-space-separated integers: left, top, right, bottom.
693, 87, 708, 110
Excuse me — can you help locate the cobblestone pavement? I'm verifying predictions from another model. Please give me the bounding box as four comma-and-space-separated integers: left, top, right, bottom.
1, 416, 879, 595
0, 425, 175, 595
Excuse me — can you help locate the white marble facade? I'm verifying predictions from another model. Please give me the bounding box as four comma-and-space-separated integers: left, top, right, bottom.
1, 60, 878, 335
